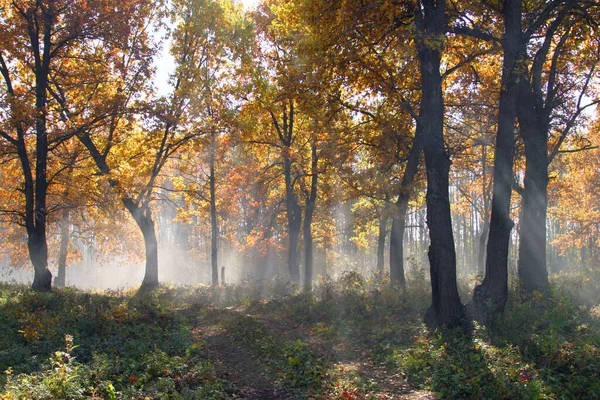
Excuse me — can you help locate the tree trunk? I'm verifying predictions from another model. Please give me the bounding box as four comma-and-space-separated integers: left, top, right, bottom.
376, 197, 390, 272
124, 200, 159, 290
304, 212, 315, 290
517, 77, 550, 293
140, 213, 159, 290
30, 106, 52, 292
390, 213, 407, 285
463, 207, 469, 269
285, 155, 301, 283
209, 132, 219, 287
469, 0, 521, 324
416, 0, 467, 330
78, 132, 162, 291
517, 146, 549, 292
30, 230, 52, 291
390, 123, 423, 286
477, 143, 490, 276
268, 99, 301, 283
54, 209, 70, 288
470, 204, 477, 273
477, 217, 489, 276
516, 0, 578, 294
28, 8, 53, 292
303, 140, 318, 291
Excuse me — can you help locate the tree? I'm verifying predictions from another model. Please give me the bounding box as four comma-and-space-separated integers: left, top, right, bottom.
390, 122, 424, 286
515, 0, 600, 293
454, 0, 600, 321
169, 0, 251, 287
301, 0, 471, 327
0, 0, 155, 291
248, 0, 320, 283
412, 0, 468, 329
302, 138, 318, 290
46, 0, 192, 290
301, 0, 425, 285
467, 0, 523, 322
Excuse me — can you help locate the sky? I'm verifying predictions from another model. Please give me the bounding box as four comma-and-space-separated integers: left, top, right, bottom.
154, 0, 259, 95
240, 0, 259, 9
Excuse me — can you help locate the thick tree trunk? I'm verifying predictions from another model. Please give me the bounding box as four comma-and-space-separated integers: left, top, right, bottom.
376, 197, 390, 272
30, 231, 52, 291
416, 0, 467, 330
477, 218, 489, 276
285, 156, 301, 283
389, 216, 406, 285
517, 79, 549, 293
288, 211, 301, 282
140, 213, 159, 290
30, 120, 51, 292
124, 200, 159, 290
28, 9, 53, 292
390, 124, 423, 286
463, 217, 468, 269
79, 131, 162, 290
54, 209, 70, 288
470, 0, 521, 323
477, 144, 491, 276
303, 141, 318, 291
303, 216, 314, 289
269, 99, 301, 283
516, 0, 578, 294
209, 132, 219, 287
517, 145, 549, 292
14, 122, 51, 291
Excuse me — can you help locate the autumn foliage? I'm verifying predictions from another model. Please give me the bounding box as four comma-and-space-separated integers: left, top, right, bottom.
0, 0, 598, 331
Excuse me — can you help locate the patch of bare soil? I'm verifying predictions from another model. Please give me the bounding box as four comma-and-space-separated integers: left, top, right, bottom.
356, 360, 436, 400
194, 315, 298, 399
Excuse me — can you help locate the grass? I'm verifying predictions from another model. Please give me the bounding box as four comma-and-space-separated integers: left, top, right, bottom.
0, 269, 599, 399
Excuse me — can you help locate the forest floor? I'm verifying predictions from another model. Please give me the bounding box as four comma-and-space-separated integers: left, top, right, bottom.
1, 270, 600, 399
193, 300, 434, 399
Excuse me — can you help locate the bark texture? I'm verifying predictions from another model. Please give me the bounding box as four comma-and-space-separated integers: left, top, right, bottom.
376, 197, 390, 273
517, 78, 550, 293
124, 199, 160, 290
303, 141, 318, 291
26, 4, 54, 292
516, 0, 582, 294
415, 0, 468, 329
470, 0, 521, 323
285, 156, 302, 283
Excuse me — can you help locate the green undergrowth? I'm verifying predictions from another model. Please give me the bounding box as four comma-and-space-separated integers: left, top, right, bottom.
387, 273, 600, 399
0, 285, 229, 399
0, 270, 599, 399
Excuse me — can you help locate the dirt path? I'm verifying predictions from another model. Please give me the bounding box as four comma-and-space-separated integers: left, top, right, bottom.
308, 336, 435, 399
193, 307, 435, 399
355, 360, 435, 400
194, 314, 298, 399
